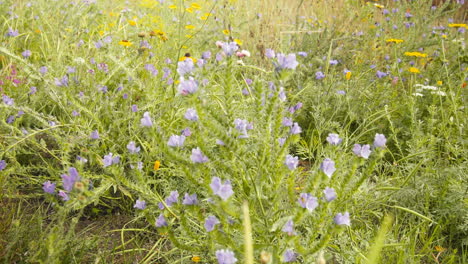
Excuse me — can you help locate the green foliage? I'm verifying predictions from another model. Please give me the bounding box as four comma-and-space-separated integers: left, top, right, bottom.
0, 0, 467, 263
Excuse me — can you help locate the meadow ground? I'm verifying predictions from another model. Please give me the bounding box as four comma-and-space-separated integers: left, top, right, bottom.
0, 0, 467, 263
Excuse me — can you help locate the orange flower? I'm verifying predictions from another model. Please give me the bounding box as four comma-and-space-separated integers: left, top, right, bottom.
191, 256, 201, 262
154, 160, 160, 171
345, 71, 352, 80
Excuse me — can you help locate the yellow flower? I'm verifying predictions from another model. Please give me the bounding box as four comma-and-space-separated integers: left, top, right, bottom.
190, 3, 201, 9
345, 71, 352, 80
437, 81, 443, 85
109, 11, 118, 17
374, 4, 385, 9
185, 34, 193, 39
435, 246, 446, 252
408, 67, 420, 73
386, 38, 404, 43
179, 56, 197, 63
441, 34, 447, 39
35, 29, 41, 33
234, 39, 243, 45
186, 7, 194, 13
404, 52, 428, 58
191, 256, 201, 263
448, 23, 468, 29
99, 30, 105, 36
169, 4, 177, 9
185, 25, 196, 30
128, 20, 137, 26
118, 40, 133, 47
222, 29, 230, 35
154, 160, 160, 171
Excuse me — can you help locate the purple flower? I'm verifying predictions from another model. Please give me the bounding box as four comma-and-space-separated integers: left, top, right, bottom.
204, 215, 220, 232
103, 35, 112, 44
103, 153, 120, 167
353, 144, 371, 159
42, 181, 56, 194
290, 122, 302, 135
155, 214, 168, 227
329, 59, 339, 65
182, 193, 198, 205
202, 51, 211, 59
141, 112, 153, 127
283, 249, 297, 262
58, 190, 69, 201
131, 104, 138, 112
315, 71, 325, 80
66, 66, 76, 74
278, 137, 286, 147
323, 187, 337, 202
276, 53, 299, 70
288, 102, 303, 114
282, 117, 293, 127
181, 127, 192, 137
210, 177, 234, 200
134, 199, 146, 210
334, 212, 351, 226
221, 42, 239, 56
6, 28, 19, 37
54, 75, 69, 87
178, 77, 198, 95
94, 40, 104, 49
72, 110, 80, 117
165, 191, 179, 206
191, 147, 209, 163
298, 193, 318, 212
127, 141, 141, 154
216, 52, 223, 61
216, 139, 226, 146
320, 158, 336, 178
77, 156, 88, 163
90, 130, 100, 139
297, 51, 308, 57
22, 50, 32, 58
39, 66, 48, 75
61, 167, 81, 191
29, 86, 37, 95
282, 219, 295, 236
6, 116, 15, 124
2, 95, 14, 106
265, 48, 275, 58
0, 160, 6, 171
285, 155, 299, 170
376, 71, 388, 78
168, 135, 186, 147
177, 58, 194, 76
374, 133, 387, 148
215, 249, 238, 264
234, 118, 253, 138
197, 59, 205, 68
184, 108, 199, 121
326, 133, 342, 145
